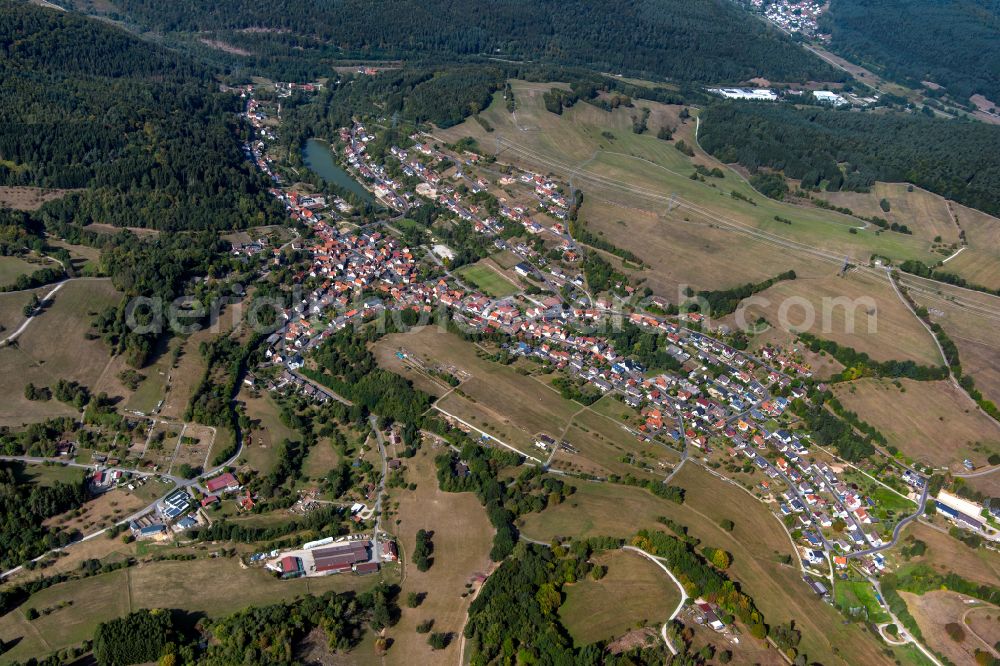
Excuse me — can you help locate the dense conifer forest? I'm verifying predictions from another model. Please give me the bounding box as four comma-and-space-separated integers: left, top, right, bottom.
83, 0, 844, 84
0, 1, 281, 231
699, 102, 1000, 215
821, 0, 1000, 103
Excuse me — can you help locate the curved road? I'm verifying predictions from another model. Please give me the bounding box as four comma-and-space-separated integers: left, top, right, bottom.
849, 483, 930, 559
622, 545, 688, 656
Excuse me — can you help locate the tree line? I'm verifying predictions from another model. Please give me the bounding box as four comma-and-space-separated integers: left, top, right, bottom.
699, 102, 1000, 217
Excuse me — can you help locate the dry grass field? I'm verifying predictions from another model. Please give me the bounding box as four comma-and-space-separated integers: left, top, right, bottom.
833, 378, 1000, 469
965, 605, 1000, 658
736, 269, 942, 366
558, 549, 679, 645
908, 283, 1000, 406
43, 487, 148, 536
901, 590, 998, 666
0, 279, 122, 427
895, 522, 1000, 590
0, 186, 75, 211
374, 327, 667, 476
817, 183, 961, 245
938, 201, 1000, 291
384, 449, 494, 666
239, 389, 301, 475
519, 464, 894, 666
0, 557, 385, 663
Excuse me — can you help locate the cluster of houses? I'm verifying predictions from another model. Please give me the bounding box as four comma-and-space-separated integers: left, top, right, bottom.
129, 472, 244, 541
749, 0, 825, 35
236, 89, 950, 585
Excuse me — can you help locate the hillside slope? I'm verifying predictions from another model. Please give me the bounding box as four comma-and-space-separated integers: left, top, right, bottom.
0, 1, 280, 231
84, 0, 845, 84
821, 0, 1000, 103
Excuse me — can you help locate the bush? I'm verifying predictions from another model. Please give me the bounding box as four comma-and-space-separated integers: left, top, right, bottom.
428, 632, 450, 650
720, 519, 735, 532
945, 622, 966, 642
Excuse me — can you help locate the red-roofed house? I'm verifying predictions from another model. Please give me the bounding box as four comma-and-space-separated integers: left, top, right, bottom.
206, 472, 241, 494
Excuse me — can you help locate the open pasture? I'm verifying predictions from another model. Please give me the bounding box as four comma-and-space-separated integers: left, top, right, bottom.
833, 378, 1000, 470
0, 279, 122, 427
0, 255, 56, 288
384, 451, 494, 666
817, 182, 961, 245
558, 549, 679, 646
0, 558, 383, 663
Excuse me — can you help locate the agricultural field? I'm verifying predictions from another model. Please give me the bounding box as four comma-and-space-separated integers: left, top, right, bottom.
833, 378, 1000, 469
558, 549, 679, 645
519, 463, 894, 666
383, 449, 494, 666
900, 590, 999, 666
735, 269, 943, 366
437, 80, 939, 300
375, 326, 672, 477
0, 558, 384, 663
549, 409, 679, 481
0, 279, 122, 427
375, 327, 580, 456
456, 259, 520, 297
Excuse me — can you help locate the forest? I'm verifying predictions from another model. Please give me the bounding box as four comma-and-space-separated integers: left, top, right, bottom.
820, 0, 1000, 103
91, 0, 842, 85
0, 1, 282, 231
0, 463, 89, 570
700, 102, 1000, 216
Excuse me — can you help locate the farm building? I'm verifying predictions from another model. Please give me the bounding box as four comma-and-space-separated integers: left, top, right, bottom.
312, 541, 371, 574
205, 472, 241, 494
280, 556, 304, 579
